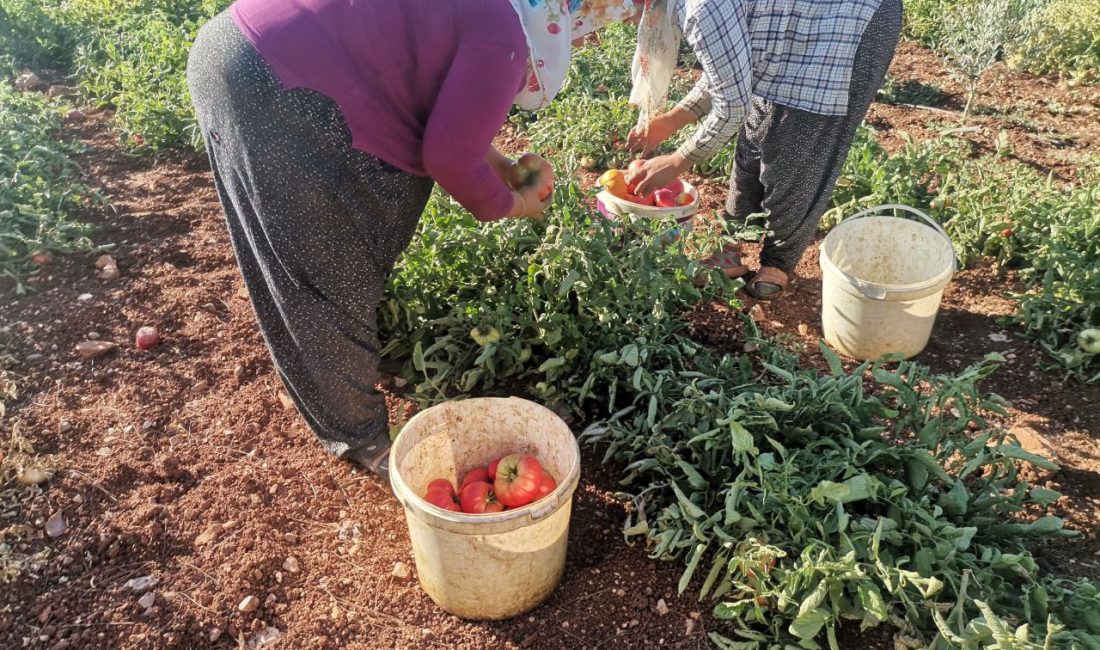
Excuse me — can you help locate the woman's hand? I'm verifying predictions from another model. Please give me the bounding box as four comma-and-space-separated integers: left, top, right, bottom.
509, 183, 551, 220
626, 107, 696, 155
625, 153, 690, 197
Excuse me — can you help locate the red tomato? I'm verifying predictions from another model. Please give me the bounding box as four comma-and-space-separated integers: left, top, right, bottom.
487, 457, 502, 481
135, 326, 160, 350
460, 481, 504, 514
426, 478, 456, 499
654, 188, 678, 208
662, 179, 684, 195
424, 488, 459, 511
535, 472, 557, 500
460, 468, 490, 490
493, 454, 543, 508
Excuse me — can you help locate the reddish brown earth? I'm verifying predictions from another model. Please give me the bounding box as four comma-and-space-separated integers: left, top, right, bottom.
1, 42, 1097, 649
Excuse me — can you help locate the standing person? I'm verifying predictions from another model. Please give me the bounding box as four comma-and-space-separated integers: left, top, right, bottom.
624, 0, 903, 300
186, 0, 635, 476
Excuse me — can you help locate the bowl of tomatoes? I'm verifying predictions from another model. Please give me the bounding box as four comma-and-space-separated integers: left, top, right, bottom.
388, 397, 580, 620
594, 160, 700, 223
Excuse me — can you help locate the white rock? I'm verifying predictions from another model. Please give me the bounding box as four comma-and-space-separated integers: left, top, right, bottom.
45, 511, 67, 537
391, 561, 411, 580
137, 592, 156, 609
59, 420, 72, 432
656, 598, 670, 616
282, 556, 300, 573
77, 293, 93, 302
238, 595, 260, 613
125, 575, 159, 593
249, 625, 281, 648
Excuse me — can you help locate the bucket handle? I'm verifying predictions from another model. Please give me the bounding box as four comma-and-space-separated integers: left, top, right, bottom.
836, 203, 957, 301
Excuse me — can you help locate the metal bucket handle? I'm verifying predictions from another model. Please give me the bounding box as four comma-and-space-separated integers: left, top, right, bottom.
835, 203, 957, 301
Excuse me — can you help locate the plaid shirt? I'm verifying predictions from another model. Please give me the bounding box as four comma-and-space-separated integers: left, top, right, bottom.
674, 0, 883, 164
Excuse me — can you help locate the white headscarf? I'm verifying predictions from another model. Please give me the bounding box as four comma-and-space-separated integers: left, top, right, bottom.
628, 0, 683, 134
510, 0, 638, 111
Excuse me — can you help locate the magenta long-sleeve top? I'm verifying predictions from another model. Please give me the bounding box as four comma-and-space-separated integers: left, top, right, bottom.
230, 0, 527, 221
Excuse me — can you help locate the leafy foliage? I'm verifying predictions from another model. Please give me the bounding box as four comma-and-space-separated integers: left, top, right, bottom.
0, 80, 97, 291
382, 195, 1099, 647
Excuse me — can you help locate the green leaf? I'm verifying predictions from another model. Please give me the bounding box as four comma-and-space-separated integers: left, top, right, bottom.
994, 444, 1060, 471
1028, 487, 1062, 507
857, 583, 888, 622
678, 543, 707, 595
670, 480, 706, 520
558, 268, 580, 296
789, 607, 830, 640
729, 421, 757, 455
938, 479, 969, 517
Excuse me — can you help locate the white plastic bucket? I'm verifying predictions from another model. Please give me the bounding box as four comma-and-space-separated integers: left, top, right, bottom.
388, 397, 581, 620
819, 204, 956, 360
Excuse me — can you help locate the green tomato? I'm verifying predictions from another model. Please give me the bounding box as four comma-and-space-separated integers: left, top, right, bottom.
1076, 328, 1100, 354
470, 325, 501, 347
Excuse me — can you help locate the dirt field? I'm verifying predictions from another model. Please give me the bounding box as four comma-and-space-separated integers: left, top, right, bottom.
1, 42, 1097, 649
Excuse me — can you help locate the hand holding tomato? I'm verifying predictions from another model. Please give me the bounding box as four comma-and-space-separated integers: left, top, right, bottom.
627, 153, 690, 198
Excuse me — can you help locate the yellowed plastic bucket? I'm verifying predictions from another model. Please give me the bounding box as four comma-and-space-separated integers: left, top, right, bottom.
819, 204, 956, 360
388, 397, 580, 620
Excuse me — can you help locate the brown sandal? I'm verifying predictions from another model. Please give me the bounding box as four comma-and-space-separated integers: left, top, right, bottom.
746, 266, 789, 300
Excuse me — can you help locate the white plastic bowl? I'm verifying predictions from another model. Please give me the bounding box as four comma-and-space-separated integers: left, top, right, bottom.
595, 178, 699, 225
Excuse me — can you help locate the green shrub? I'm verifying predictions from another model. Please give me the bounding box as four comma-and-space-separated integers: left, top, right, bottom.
1011, 0, 1100, 81
0, 81, 97, 292
381, 195, 1100, 648
0, 0, 70, 72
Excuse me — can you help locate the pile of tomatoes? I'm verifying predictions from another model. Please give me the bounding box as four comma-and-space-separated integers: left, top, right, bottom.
598, 160, 693, 208
422, 454, 557, 514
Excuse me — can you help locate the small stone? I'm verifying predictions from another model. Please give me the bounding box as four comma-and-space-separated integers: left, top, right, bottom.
46, 84, 73, 98
124, 575, 159, 593
742, 341, 760, 354
283, 533, 298, 545
75, 341, 116, 359
277, 392, 295, 410
137, 592, 156, 609
25, 353, 44, 364
238, 595, 260, 613
14, 72, 40, 91
249, 626, 281, 647
656, 598, 669, 616
208, 628, 222, 643
94, 255, 114, 270
87, 332, 101, 340
236, 286, 250, 300
77, 293, 93, 302
95, 447, 112, 456
797, 322, 809, 336
142, 420, 154, 430
685, 618, 696, 636
45, 511, 67, 537
391, 561, 411, 580
282, 557, 300, 573
749, 303, 766, 323
194, 523, 221, 547
234, 365, 246, 382
98, 265, 120, 282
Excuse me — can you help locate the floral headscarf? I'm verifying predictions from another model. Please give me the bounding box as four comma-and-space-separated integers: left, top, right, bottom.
628, 0, 682, 135
510, 0, 637, 111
